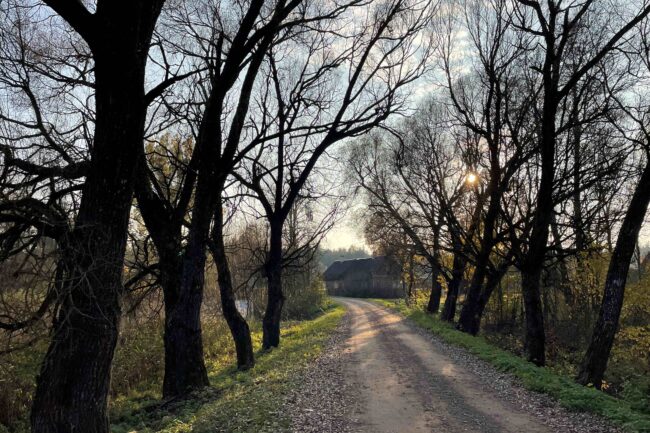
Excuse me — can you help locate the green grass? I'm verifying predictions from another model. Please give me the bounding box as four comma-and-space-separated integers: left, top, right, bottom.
374, 298, 650, 433
110, 303, 345, 433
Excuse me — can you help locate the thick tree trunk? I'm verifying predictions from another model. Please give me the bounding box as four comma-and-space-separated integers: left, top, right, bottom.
163, 249, 210, 396
31, 244, 123, 433
134, 154, 189, 397
476, 264, 509, 321
136, 194, 208, 396
457, 260, 510, 334
457, 264, 488, 335
263, 223, 285, 349
162, 172, 215, 397
519, 89, 557, 367
577, 162, 650, 388
521, 269, 546, 366
458, 203, 498, 333
441, 240, 466, 322
426, 268, 442, 314
408, 254, 415, 300
550, 215, 573, 305
210, 197, 255, 369
29, 14, 160, 427
158, 255, 183, 396
134, 150, 209, 397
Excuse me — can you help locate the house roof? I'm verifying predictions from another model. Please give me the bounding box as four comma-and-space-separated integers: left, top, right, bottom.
323, 256, 395, 280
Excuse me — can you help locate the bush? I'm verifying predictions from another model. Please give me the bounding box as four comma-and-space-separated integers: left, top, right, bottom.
283, 277, 327, 320
0, 343, 43, 433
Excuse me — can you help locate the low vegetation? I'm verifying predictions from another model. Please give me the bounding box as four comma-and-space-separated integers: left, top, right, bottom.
375, 299, 650, 433
1, 302, 344, 433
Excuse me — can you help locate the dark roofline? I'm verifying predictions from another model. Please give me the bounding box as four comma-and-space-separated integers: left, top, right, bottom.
323, 256, 393, 280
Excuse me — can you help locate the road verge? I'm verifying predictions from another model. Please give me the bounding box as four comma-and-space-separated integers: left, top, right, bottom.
374, 299, 650, 433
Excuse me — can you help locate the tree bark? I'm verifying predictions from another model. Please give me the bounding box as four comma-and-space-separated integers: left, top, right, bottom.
30, 6, 162, 428
30, 240, 123, 433
550, 214, 573, 305
458, 179, 499, 334
134, 146, 209, 397
521, 268, 546, 366
210, 195, 255, 370
136, 183, 209, 396
408, 254, 415, 300
263, 222, 285, 349
427, 267, 442, 314
519, 84, 558, 367
577, 162, 650, 388
457, 264, 489, 334
152, 252, 185, 397
441, 244, 466, 322
133, 152, 190, 397
476, 264, 509, 322
162, 166, 216, 396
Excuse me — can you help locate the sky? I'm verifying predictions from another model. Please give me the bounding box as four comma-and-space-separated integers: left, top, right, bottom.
322, 216, 367, 250
323, 211, 650, 253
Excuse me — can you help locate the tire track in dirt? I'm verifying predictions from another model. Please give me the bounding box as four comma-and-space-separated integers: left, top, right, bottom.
338, 298, 552, 433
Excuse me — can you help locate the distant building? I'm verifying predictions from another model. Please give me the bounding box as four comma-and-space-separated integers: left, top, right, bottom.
323, 256, 402, 298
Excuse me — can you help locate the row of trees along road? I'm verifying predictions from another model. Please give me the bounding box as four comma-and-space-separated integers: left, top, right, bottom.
0, 0, 433, 431
2, 0, 650, 430
348, 0, 650, 390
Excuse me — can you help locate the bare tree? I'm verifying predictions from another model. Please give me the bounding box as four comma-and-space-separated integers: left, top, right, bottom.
348, 109, 457, 315
440, 0, 538, 334
236, 2, 434, 347
502, 0, 650, 366
578, 24, 650, 387
0, 0, 177, 430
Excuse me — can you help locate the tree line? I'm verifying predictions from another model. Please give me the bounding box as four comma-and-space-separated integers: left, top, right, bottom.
348, 0, 650, 394
1, 0, 650, 431
0, 0, 433, 431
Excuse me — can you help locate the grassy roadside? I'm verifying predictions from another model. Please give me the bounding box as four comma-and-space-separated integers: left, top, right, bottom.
110, 303, 345, 433
374, 298, 650, 433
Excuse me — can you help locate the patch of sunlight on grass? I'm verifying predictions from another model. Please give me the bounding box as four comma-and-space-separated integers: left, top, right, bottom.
110, 303, 345, 433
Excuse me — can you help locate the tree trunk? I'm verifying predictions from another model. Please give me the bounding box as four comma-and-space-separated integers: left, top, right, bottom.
458, 157, 500, 333
519, 87, 557, 367
572, 120, 586, 252
163, 253, 210, 397
408, 254, 415, 300
159, 255, 183, 396
457, 212, 497, 333
135, 204, 209, 396
162, 170, 215, 397
441, 248, 465, 322
263, 223, 285, 349
134, 152, 190, 397
210, 196, 255, 369
134, 151, 209, 397
426, 267, 442, 314
476, 264, 509, 321
460, 266, 508, 335
550, 215, 573, 305
457, 270, 486, 335
521, 269, 546, 366
31, 243, 123, 433
577, 162, 650, 388
30, 18, 158, 429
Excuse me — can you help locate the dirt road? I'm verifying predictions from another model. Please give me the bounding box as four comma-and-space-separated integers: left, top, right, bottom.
289, 298, 618, 433
336, 298, 552, 433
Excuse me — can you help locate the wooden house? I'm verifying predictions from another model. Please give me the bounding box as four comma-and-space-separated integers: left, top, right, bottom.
323, 256, 401, 298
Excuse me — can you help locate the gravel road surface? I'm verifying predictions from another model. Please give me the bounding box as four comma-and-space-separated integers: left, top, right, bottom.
287, 298, 620, 433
